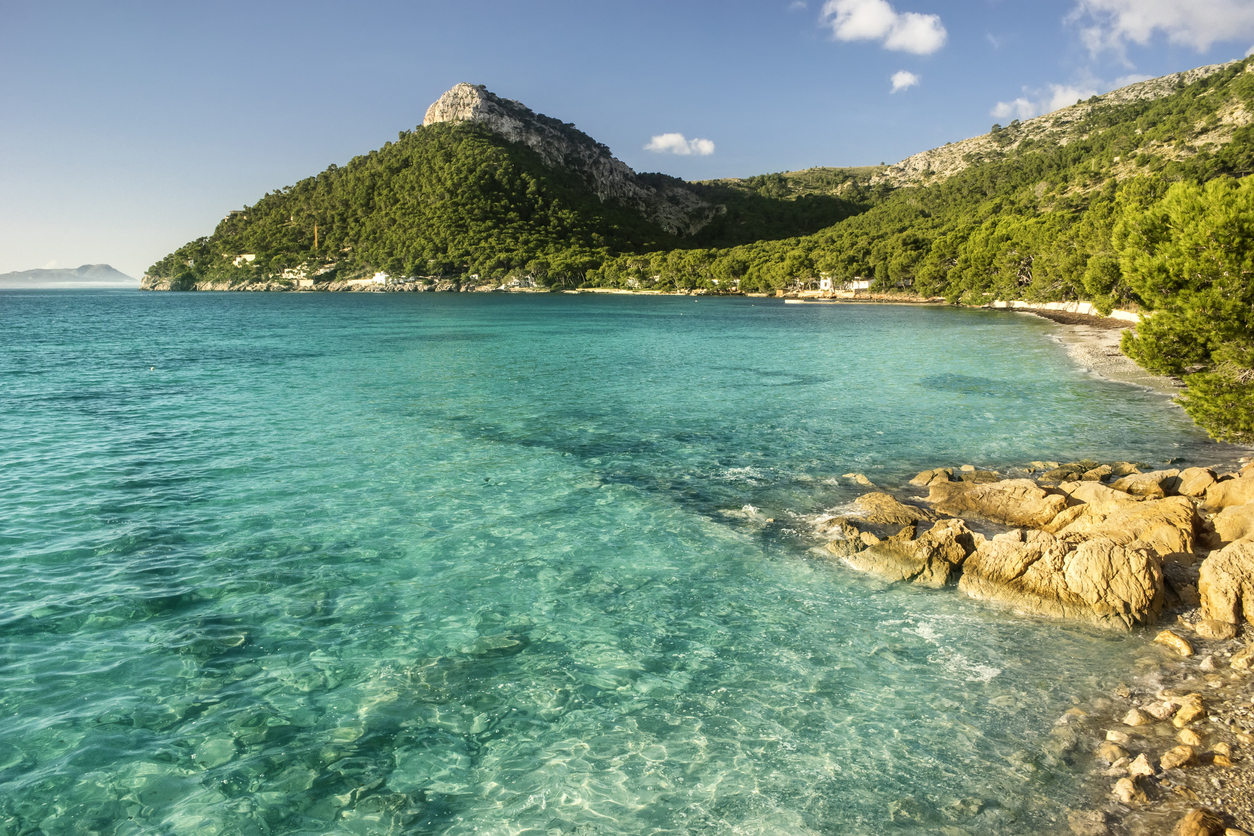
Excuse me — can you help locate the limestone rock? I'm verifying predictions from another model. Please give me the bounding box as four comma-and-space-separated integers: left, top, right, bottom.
960, 469, 1001, 484
1179, 729, 1204, 746
928, 479, 1068, 528
1082, 464, 1113, 481
852, 492, 937, 526
1048, 496, 1198, 557
1193, 619, 1238, 641
1147, 700, 1179, 719
1107, 729, 1131, 745
1128, 752, 1155, 777
1122, 708, 1154, 726
1110, 469, 1181, 498
830, 518, 981, 588
1173, 695, 1206, 728
909, 467, 953, 487
1202, 472, 1254, 512
1178, 467, 1218, 497
1113, 777, 1147, 804
1155, 630, 1195, 657
1055, 480, 1143, 507
1209, 502, 1254, 546
1230, 644, 1254, 670
1097, 741, 1130, 763
843, 472, 875, 487
422, 83, 716, 236
1199, 540, 1254, 624
1174, 808, 1224, 836
1109, 462, 1143, 477
959, 530, 1165, 630
1161, 745, 1197, 770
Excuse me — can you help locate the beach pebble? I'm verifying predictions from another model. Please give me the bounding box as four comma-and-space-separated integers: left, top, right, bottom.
1230, 645, 1254, 671
1179, 728, 1205, 747
1194, 620, 1239, 641
1149, 700, 1180, 720
1107, 730, 1132, 745
1200, 656, 1218, 671
1156, 630, 1196, 657
1114, 777, 1147, 804
1161, 745, 1197, 770
1174, 696, 1207, 728
1214, 742, 1234, 758
1124, 708, 1155, 726
1098, 742, 1130, 763
1173, 807, 1225, 836
1129, 753, 1156, 777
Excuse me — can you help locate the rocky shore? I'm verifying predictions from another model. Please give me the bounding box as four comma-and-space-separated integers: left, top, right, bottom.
813, 456, 1253, 835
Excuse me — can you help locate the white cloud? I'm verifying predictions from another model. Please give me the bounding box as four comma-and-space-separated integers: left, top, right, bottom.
820, 0, 947, 54
891, 70, 921, 92
991, 83, 1099, 120
644, 133, 716, 156
1069, 0, 1254, 55
789, 0, 808, 9
42, 259, 59, 269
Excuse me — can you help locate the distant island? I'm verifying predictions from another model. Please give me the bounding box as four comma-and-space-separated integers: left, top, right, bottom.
141, 62, 1254, 445
1, 264, 137, 289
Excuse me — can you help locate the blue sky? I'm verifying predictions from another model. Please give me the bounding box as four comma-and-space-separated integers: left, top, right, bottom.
3, 0, 1253, 279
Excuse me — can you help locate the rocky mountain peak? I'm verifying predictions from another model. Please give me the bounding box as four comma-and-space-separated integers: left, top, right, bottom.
421, 83, 716, 236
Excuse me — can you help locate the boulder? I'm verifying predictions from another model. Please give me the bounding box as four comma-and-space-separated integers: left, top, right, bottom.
958, 530, 1165, 630
843, 472, 876, 487
1154, 630, 1195, 657
1109, 462, 1143, 477
1113, 777, 1147, 804
909, 467, 953, 487
1177, 467, 1218, 498
1172, 695, 1206, 729
851, 492, 938, 526
1055, 480, 1144, 507
1202, 472, 1254, 512
1109, 468, 1182, 497
1082, 464, 1113, 482
1173, 808, 1224, 836
1199, 541, 1254, 624
828, 518, 981, 588
1047, 496, 1198, 557
1161, 745, 1197, 770
1209, 502, 1254, 546
1128, 753, 1155, 777
1192, 619, 1238, 641
927, 479, 1068, 528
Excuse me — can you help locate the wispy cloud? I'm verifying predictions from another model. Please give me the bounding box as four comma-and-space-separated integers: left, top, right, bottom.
789, 0, 808, 10
991, 83, 1099, 121
645, 133, 716, 156
42, 260, 59, 269
1068, 0, 1254, 56
820, 0, 947, 55
891, 70, 921, 92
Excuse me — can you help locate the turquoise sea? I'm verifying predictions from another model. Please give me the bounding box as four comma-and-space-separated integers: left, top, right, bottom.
1, 290, 1241, 835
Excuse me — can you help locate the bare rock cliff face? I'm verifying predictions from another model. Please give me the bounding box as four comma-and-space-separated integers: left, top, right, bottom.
423, 83, 715, 236
872, 61, 1244, 189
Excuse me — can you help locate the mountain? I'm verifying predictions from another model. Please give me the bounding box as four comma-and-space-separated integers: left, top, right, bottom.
0, 264, 137, 288
141, 84, 864, 291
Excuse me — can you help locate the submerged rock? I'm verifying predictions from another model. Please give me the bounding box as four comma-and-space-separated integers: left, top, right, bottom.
958, 530, 1165, 630
1173, 807, 1224, 836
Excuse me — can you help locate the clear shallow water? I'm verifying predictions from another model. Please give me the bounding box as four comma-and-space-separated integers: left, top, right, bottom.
0, 291, 1241, 835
